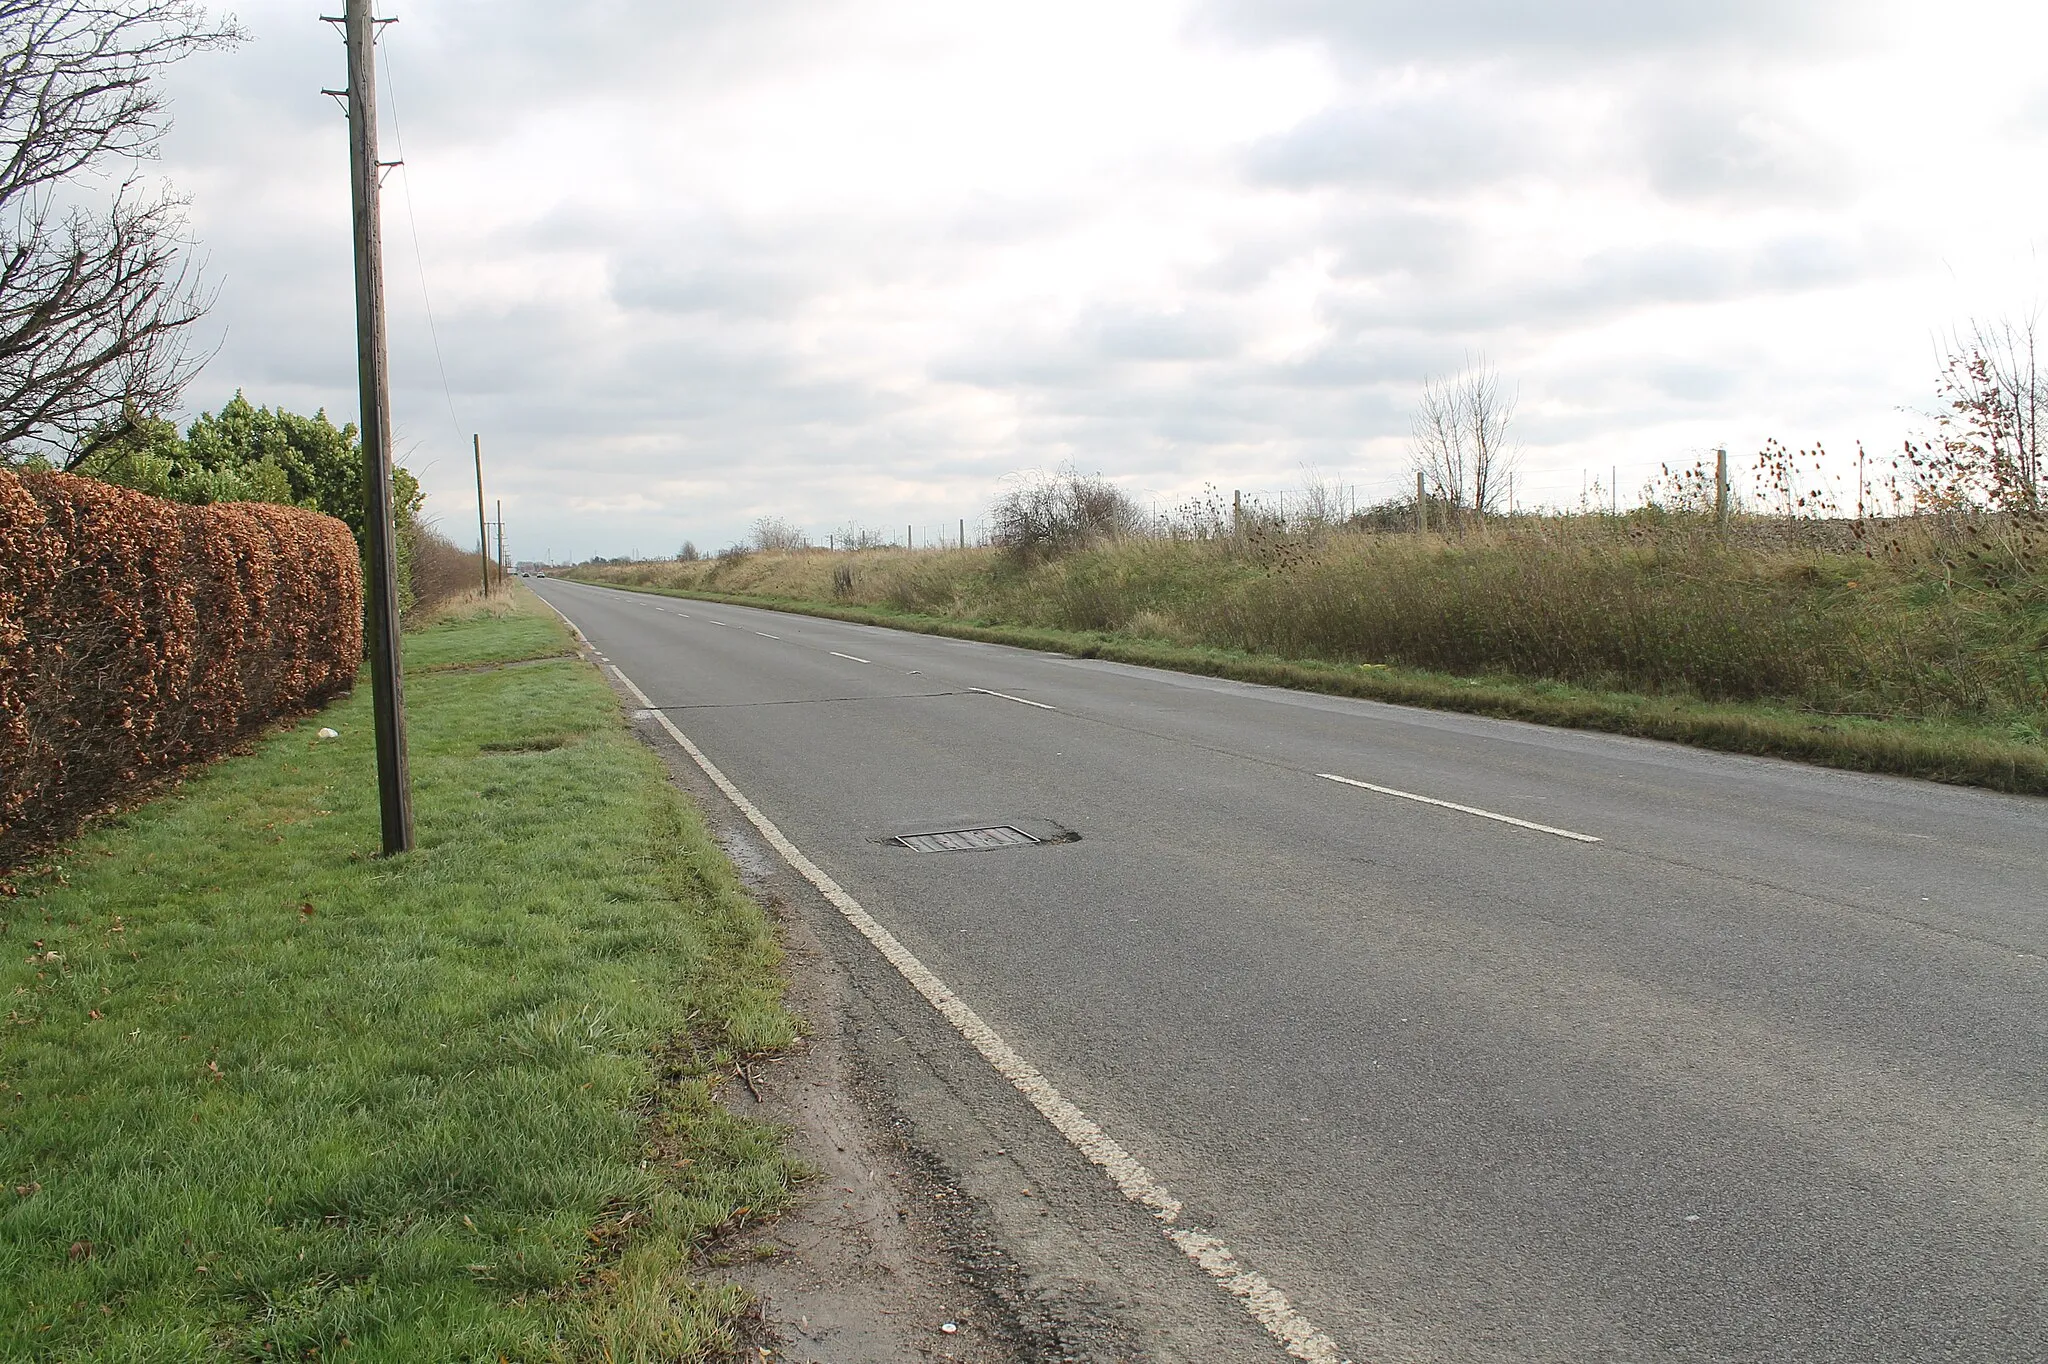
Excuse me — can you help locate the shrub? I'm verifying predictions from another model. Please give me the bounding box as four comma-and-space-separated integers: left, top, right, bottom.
751, 516, 808, 552
0, 470, 363, 865
403, 520, 486, 617
990, 468, 1150, 563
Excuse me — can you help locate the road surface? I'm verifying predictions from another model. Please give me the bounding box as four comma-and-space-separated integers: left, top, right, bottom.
532, 576, 2048, 1364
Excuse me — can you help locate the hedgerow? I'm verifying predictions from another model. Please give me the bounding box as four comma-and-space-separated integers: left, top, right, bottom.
0, 470, 362, 866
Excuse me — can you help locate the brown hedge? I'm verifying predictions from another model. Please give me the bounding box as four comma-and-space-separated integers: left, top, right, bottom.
0, 469, 364, 866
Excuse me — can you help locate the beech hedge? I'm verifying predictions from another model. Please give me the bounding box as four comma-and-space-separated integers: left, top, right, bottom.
0, 470, 364, 866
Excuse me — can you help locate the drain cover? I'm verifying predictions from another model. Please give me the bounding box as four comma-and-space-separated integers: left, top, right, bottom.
895, 826, 1040, 852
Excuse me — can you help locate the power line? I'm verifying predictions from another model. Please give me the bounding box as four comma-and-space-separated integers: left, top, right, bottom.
376, 26, 465, 450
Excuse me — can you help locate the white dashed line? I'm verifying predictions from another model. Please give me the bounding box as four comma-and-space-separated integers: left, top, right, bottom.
969, 686, 1056, 711
1320, 773, 1601, 843
830, 651, 871, 664
607, 661, 1351, 1364
754, 631, 781, 639
708, 620, 728, 627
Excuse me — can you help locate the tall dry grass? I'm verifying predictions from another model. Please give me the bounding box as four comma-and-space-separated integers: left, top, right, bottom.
571, 514, 2048, 727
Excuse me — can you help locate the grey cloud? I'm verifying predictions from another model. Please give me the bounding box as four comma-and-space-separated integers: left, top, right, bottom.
1264, 334, 1460, 390
1633, 91, 1853, 204
1247, 96, 1528, 191
944, 193, 1086, 246
932, 307, 1240, 390
1314, 232, 1885, 338
613, 258, 821, 318
1329, 208, 1476, 279
1088, 308, 1240, 361
1198, 0, 1860, 64
361, 0, 829, 149
1191, 233, 1307, 291
1644, 361, 1747, 404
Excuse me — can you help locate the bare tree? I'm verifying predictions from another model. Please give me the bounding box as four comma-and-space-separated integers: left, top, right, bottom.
1411, 376, 1468, 522
750, 515, 809, 551
1932, 312, 2045, 512
0, 1, 241, 466
1410, 358, 1518, 525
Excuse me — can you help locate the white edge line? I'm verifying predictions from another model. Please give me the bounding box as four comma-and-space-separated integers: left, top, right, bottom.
969, 686, 1056, 711
1320, 773, 1601, 843
608, 658, 1349, 1364
530, 589, 593, 651
829, 651, 871, 664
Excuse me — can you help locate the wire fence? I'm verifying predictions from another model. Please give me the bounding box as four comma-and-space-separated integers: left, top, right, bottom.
720, 442, 1963, 558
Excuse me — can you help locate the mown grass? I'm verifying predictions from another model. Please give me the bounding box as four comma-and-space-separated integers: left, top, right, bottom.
402, 587, 581, 672
0, 589, 797, 1362
567, 520, 2048, 793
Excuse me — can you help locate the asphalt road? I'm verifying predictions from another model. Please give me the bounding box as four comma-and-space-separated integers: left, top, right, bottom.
532, 577, 2048, 1364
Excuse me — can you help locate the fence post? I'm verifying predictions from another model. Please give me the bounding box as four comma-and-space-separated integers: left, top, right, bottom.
1715, 446, 1730, 532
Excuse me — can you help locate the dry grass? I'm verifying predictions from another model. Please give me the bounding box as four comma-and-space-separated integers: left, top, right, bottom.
564, 515, 2047, 788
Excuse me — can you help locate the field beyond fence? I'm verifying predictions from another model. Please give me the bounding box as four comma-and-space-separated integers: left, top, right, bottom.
568, 510, 2048, 788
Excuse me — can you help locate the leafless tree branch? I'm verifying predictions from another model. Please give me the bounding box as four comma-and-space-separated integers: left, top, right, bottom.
1411, 357, 1518, 525
0, 1, 239, 464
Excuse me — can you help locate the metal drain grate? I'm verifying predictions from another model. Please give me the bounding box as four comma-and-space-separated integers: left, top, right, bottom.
895, 826, 1040, 852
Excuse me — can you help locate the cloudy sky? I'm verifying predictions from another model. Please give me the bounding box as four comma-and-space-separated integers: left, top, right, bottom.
155, 0, 2048, 560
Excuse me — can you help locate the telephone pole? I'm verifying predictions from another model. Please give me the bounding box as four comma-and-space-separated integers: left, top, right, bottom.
474, 434, 490, 597
496, 500, 506, 579
332, 0, 412, 855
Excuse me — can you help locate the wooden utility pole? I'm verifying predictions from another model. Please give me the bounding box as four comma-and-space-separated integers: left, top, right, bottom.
1415, 471, 1426, 534
335, 0, 411, 855
473, 435, 490, 596
496, 500, 506, 579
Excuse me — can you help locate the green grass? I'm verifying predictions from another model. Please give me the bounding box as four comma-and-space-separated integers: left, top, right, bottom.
571, 576, 2048, 796
401, 596, 579, 672
0, 592, 798, 1362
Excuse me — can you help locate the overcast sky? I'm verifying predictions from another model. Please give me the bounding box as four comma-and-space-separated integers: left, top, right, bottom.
155, 0, 2048, 560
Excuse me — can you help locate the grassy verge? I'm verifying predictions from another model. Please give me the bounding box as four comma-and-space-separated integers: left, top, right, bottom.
0, 587, 798, 1361
579, 578, 2048, 795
